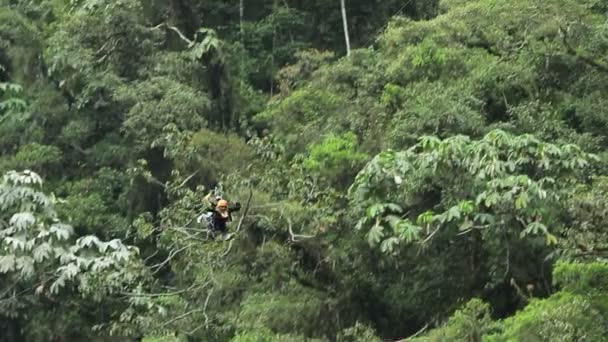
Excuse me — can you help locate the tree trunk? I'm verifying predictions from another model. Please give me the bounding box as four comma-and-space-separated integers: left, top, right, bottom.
239, 0, 244, 38
340, 0, 351, 56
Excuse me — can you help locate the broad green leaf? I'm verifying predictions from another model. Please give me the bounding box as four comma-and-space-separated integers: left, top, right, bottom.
417, 211, 434, 225
446, 206, 461, 222
385, 215, 403, 229
385, 203, 403, 213
33, 243, 53, 262
367, 204, 384, 218
50, 224, 73, 241
78, 235, 102, 248
380, 237, 400, 254
521, 221, 548, 237
484, 192, 499, 208
458, 200, 474, 215
9, 212, 35, 231
367, 222, 384, 246
545, 233, 558, 246
515, 192, 529, 209
474, 213, 495, 225
0, 255, 16, 273
400, 222, 422, 243
16, 256, 35, 278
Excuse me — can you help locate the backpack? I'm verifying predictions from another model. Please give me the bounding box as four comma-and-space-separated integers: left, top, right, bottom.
197, 212, 214, 230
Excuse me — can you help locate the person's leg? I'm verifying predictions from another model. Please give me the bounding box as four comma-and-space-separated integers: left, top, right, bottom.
213, 220, 227, 240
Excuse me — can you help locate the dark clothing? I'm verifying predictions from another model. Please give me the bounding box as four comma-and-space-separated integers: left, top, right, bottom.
206, 202, 241, 233
208, 210, 232, 233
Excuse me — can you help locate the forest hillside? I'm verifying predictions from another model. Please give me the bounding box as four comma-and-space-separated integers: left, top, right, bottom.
1, 0, 608, 341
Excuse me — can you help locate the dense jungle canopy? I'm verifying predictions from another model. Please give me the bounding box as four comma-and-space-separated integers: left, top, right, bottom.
2, 0, 608, 341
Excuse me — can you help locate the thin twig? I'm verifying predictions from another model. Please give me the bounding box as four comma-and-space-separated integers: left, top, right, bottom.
395, 323, 429, 341
160, 309, 204, 328
421, 226, 441, 244
222, 189, 253, 256
177, 171, 199, 188
503, 225, 511, 280
236, 189, 254, 233
221, 239, 235, 257
286, 216, 317, 242
151, 243, 195, 274
167, 25, 193, 45
203, 287, 214, 329
148, 23, 193, 45
120, 282, 209, 298
249, 200, 288, 209
143, 250, 159, 263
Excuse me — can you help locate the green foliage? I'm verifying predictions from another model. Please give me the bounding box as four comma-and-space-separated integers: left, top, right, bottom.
236, 283, 329, 337
182, 129, 255, 184
118, 77, 210, 151
142, 335, 188, 342
4, 0, 608, 340
560, 176, 608, 258
351, 129, 596, 252
303, 132, 368, 185
411, 298, 498, 342
257, 87, 349, 155
336, 322, 382, 342
0, 170, 141, 340
276, 49, 336, 95
0, 143, 63, 174
414, 262, 608, 341
553, 261, 608, 295
0, 82, 26, 113
231, 326, 325, 342
489, 292, 608, 342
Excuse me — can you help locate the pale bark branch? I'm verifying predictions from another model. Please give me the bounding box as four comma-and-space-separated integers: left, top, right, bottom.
340, 0, 351, 56
395, 323, 429, 341
120, 281, 210, 298
421, 225, 441, 243
177, 171, 199, 188
151, 243, 195, 274
222, 189, 253, 256
286, 216, 317, 242
160, 308, 204, 328
148, 23, 193, 45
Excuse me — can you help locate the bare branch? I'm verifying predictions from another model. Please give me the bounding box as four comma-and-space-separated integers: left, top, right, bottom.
340, 0, 351, 56
183, 287, 214, 335
286, 216, 317, 242
395, 323, 429, 341
120, 281, 210, 298
70, 143, 91, 155
250, 201, 288, 209
221, 239, 235, 257
203, 287, 213, 329
222, 189, 253, 256
235, 189, 254, 233
160, 308, 204, 328
143, 250, 159, 263
168, 226, 208, 242
222, 189, 253, 257
151, 243, 195, 274
148, 23, 193, 45
177, 171, 199, 188
421, 225, 441, 244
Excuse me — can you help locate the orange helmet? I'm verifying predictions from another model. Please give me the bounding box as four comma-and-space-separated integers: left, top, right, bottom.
217, 199, 229, 208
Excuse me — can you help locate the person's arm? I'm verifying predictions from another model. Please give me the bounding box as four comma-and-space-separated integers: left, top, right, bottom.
202, 192, 217, 211
229, 202, 241, 212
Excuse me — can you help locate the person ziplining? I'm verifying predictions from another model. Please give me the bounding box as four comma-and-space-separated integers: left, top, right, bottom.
197, 192, 241, 241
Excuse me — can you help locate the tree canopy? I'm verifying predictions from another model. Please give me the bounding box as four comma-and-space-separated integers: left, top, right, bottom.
2, 0, 608, 340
